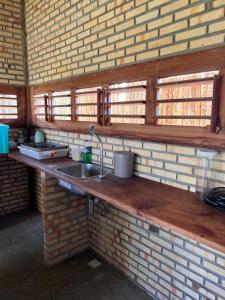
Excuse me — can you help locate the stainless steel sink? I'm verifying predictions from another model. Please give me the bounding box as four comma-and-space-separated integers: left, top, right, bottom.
55, 162, 113, 179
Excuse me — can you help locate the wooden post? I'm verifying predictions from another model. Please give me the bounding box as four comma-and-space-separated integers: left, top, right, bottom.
97, 88, 102, 125
210, 75, 222, 132
145, 77, 157, 125
71, 89, 77, 122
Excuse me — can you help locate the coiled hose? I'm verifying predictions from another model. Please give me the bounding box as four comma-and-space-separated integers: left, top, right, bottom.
204, 187, 225, 211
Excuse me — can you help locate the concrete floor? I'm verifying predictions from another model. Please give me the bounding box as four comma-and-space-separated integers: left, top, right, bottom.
0, 210, 153, 300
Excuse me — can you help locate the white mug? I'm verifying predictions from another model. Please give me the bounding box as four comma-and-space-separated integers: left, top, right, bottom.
71, 148, 82, 161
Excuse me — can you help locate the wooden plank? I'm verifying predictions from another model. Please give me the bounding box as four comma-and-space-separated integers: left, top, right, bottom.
8, 150, 225, 254
47, 104, 71, 108
71, 89, 77, 122
51, 94, 71, 98
0, 113, 19, 116
210, 75, 222, 132
48, 113, 97, 117
48, 92, 53, 122
145, 77, 157, 125
97, 88, 102, 125
102, 85, 110, 126
49, 114, 71, 117
26, 86, 34, 127
71, 114, 97, 117
104, 100, 146, 105
156, 115, 211, 120
0, 86, 20, 94
0, 96, 17, 100
155, 97, 212, 103
108, 85, 147, 92
219, 68, 225, 130
0, 105, 18, 107
74, 91, 98, 95
0, 119, 18, 125
44, 95, 48, 122
33, 95, 47, 99
157, 77, 214, 87
34, 118, 225, 150
73, 102, 98, 106
17, 87, 27, 127
106, 114, 145, 118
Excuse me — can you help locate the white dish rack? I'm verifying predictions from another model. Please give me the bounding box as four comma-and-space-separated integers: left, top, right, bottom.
17, 145, 69, 160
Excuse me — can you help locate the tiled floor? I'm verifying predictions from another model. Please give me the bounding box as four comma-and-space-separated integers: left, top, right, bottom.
0, 210, 154, 300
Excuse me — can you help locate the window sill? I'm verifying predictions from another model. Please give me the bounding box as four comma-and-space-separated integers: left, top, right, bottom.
34, 119, 225, 150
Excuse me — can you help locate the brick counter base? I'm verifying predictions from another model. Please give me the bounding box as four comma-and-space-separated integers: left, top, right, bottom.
90, 203, 225, 300
38, 172, 225, 299
0, 157, 29, 216
40, 172, 89, 265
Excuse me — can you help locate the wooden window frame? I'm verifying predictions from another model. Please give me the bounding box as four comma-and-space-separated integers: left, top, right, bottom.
73, 87, 101, 123
102, 81, 147, 126
154, 73, 221, 130
0, 86, 26, 127
27, 45, 225, 150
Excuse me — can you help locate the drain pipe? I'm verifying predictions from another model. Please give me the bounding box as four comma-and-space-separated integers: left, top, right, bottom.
86, 195, 94, 216
86, 195, 109, 216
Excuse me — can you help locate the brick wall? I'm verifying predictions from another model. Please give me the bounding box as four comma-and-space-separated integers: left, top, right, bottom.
25, 0, 225, 84
39, 129, 225, 299
0, 0, 25, 86
42, 129, 225, 193
41, 172, 89, 265
0, 128, 28, 216
8, 127, 20, 141
9, 1, 225, 297
29, 168, 43, 213
35, 169, 225, 299
0, 156, 29, 215
90, 202, 225, 300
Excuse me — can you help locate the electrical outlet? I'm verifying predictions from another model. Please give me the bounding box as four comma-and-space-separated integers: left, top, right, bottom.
149, 224, 159, 235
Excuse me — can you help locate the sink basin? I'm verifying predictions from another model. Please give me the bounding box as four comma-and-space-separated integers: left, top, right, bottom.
55, 162, 113, 179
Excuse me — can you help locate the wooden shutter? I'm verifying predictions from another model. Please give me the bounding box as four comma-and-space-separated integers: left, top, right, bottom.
0, 86, 26, 127
155, 71, 219, 128
72, 87, 101, 123
103, 81, 147, 125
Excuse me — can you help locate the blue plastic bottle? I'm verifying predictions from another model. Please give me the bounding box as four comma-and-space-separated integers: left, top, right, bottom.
0, 124, 9, 154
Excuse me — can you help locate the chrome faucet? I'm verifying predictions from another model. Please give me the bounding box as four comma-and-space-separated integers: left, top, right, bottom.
88, 124, 104, 178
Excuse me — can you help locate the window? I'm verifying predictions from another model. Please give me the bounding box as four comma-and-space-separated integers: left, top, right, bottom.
34, 91, 71, 121
0, 93, 18, 120
104, 81, 146, 125
30, 47, 225, 149
0, 87, 25, 127
34, 93, 48, 120
51, 90, 71, 121
73, 87, 100, 123
32, 72, 221, 131
155, 71, 220, 128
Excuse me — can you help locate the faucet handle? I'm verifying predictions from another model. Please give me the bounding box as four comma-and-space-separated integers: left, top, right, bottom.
88, 124, 94, 135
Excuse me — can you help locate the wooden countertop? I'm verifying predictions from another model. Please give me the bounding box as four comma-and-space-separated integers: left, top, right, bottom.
8, 150, 225, 253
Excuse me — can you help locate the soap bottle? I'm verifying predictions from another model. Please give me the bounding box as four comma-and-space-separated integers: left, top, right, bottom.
35, 130, 45, 144
18, 129, 24, 145
83, 140, 92, 163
